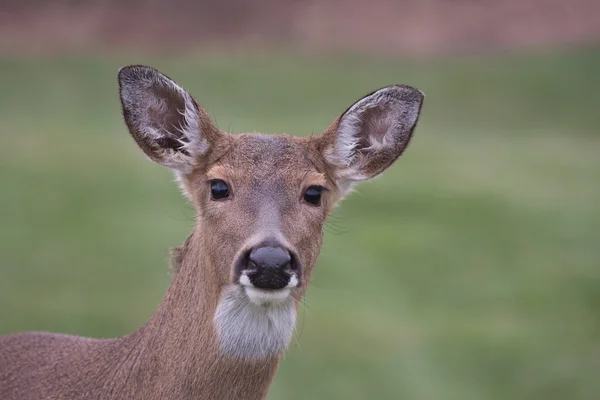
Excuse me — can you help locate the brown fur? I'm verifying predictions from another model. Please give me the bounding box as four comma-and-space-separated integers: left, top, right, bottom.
0, 66, 424, 399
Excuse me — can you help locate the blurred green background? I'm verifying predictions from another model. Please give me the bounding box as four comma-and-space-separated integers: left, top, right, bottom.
1, 2, 600, 399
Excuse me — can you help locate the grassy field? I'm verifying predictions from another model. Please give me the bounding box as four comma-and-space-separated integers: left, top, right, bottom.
1, 46, 599, 399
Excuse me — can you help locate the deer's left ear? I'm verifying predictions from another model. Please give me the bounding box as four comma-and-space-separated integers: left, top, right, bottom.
319, 85, 424, 193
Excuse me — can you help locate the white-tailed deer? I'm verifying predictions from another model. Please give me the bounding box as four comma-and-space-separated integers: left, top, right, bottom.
0, 66, 424, 399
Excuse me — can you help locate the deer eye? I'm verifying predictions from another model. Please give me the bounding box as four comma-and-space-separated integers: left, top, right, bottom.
303, 185, 323, 206
209, 179, 230, 200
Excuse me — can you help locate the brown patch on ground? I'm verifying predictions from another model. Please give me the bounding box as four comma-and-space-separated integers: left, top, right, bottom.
1, 0, 599, 55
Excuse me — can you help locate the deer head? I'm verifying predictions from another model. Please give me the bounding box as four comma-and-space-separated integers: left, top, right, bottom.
118, 66, 424, 360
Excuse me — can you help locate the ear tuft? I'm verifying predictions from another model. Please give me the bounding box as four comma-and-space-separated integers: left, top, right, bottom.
322, 85, 424, 191
118, 65, 212, 172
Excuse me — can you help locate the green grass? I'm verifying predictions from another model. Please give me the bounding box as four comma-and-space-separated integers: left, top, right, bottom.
1, 46, 599, 399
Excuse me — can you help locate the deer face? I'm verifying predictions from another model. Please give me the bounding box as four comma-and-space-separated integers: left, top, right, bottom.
118, 66, 423, 359
189, 134, 332, 302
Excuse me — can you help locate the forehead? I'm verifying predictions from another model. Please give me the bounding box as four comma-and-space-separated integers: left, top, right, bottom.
218, 134, 317, 180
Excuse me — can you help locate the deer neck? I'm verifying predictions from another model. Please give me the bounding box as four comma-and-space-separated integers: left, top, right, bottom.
118, 232, 281, 399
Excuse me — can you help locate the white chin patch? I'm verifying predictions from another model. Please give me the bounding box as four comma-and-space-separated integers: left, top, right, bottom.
244, 286, 291, 306
214, 285, 297, 360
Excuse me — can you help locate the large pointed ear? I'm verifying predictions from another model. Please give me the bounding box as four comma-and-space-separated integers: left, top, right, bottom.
118, 65, 222, 173
319, 85, 424, 193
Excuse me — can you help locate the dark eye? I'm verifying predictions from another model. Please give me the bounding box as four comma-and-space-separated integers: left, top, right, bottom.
303, 185, 323, 206
210, 179, 230, 200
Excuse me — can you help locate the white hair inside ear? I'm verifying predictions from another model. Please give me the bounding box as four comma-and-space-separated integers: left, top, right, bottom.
323, 85, 424, 192
118, 66, 210, 173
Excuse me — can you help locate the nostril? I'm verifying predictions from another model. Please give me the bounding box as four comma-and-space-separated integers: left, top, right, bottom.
248, 247, 291, 270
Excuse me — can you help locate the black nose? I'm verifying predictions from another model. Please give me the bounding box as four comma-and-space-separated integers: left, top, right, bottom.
249, 247, 291, 270
245, 246, 296, 290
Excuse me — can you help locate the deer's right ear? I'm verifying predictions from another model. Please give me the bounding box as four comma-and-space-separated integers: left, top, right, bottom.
118, 65, 219, 172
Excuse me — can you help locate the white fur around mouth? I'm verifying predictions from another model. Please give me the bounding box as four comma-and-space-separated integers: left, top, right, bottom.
244, 286, 291, 305
239, 272, 298, 306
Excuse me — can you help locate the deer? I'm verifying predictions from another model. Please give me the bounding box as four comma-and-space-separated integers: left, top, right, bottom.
0, 65, 424, 400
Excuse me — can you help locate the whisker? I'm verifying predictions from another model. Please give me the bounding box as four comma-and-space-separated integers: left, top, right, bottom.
291, 296, 309, 313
